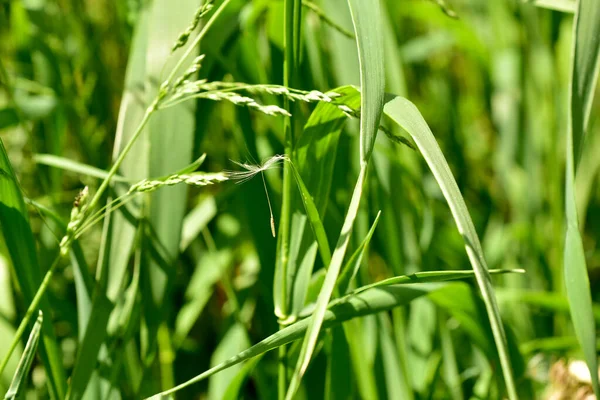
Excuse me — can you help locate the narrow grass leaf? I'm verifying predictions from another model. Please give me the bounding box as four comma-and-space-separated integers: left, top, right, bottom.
348, 0, 385, 163
289, 162, 331, 266
33, 154, 130, 183
336, 210, 381, 294
65, 291, 113, 400
383, 97, 518, 399
353, 269, 524, 294
4, 311, 42, 400
564, 0, 600, 395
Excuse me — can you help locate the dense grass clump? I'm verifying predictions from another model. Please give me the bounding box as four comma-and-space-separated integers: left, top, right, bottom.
0, 0, 599, 399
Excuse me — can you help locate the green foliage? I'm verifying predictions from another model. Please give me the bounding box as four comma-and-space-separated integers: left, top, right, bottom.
1, 0, 599, 399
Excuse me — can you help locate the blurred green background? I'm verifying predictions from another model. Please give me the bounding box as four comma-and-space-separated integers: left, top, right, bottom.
1, 0, 599, 398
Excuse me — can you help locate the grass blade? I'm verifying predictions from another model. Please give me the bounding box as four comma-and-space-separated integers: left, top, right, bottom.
4, 311, 42, 400
65, 291, 113, 400
383, 97, 518, 399
289, 162, 331, 266
336, 210, 381, 295
564, 0, 600, 395
348, 0, 385, 163
353, 269, 524, 294
33, 154, 130, 183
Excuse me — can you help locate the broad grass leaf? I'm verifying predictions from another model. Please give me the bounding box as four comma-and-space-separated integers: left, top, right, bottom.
383, 97, 518, 399
143, 0, 199, 328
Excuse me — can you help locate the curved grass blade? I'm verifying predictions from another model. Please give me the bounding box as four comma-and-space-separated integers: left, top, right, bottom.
4, 311, 42, 400
563, 0, 600, 395
383, 97, 518, 399
353, 269, 524, 295
145, 283, 442, 399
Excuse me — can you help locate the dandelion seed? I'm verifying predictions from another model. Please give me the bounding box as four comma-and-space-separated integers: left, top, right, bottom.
226, 155, 288, 183
227, 155, 288, 237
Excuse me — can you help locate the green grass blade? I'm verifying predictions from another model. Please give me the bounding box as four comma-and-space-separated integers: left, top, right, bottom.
353, 269, 524, 294
144, 0, 199, 313
336, 210, 381, 295
530, 0, 576, 13
4, 311, 42, 400
348, 0, 384, 163
208, 323, 251, 400
564, 0, 600, 395
570, 0, 600, 163
65, 291, 113, 400
145, 283, 442, 399
289, 162, 331, 266
33, 154, 130, 183
97, 3, 150, 301
383, 97, 518, 399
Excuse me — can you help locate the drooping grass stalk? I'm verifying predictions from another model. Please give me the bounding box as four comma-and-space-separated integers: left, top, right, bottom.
0, 0, 232, 375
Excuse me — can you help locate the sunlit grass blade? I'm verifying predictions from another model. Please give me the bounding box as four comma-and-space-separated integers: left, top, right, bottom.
530, 0, 576, 13
383, 97, 518, 399
4, 311, 42, 400
563, 0, 600, 395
